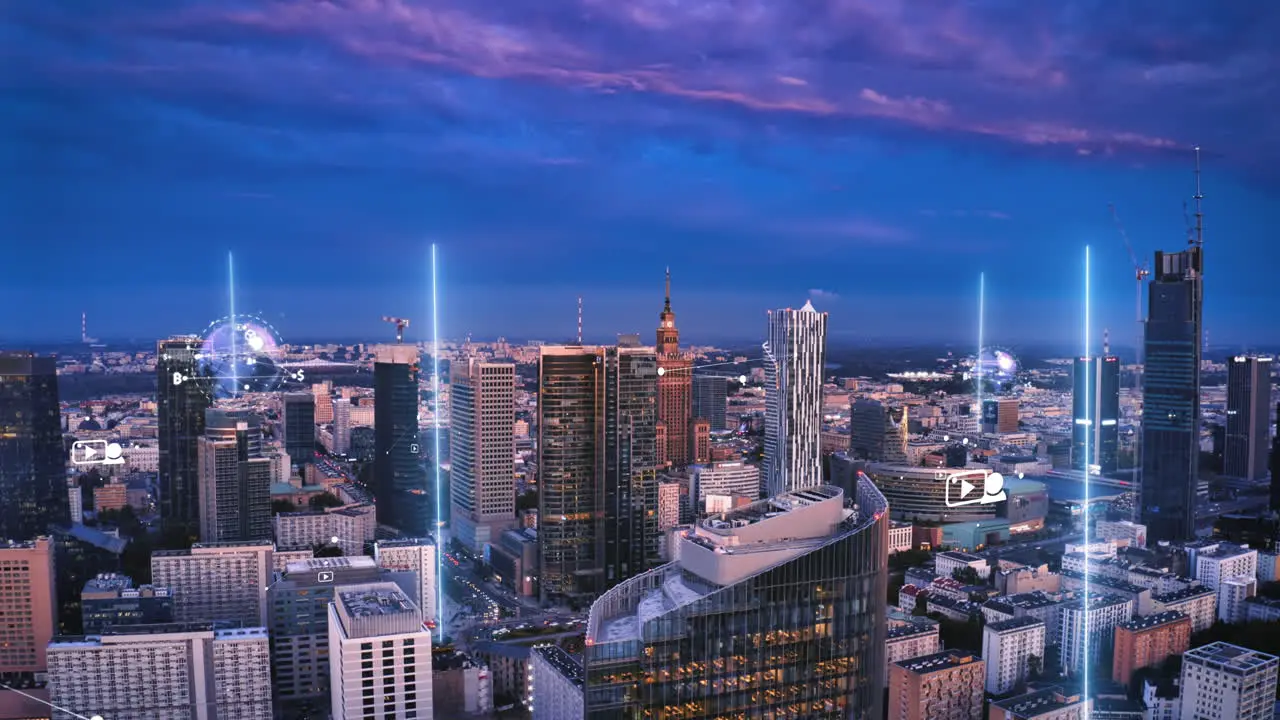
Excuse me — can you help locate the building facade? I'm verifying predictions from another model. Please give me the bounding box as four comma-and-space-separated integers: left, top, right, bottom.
1059, 594, 1132, 677
0, 353, 69, 543
157, 337, 214, 541
328, 583, 434, 720
151, 541, 273, 627
373, 345, 431, 537
198, 409, 273, 543
1179, 642, 1279, 720
584, 478, 888, 719
888, 650, 985, 720
282, 392, 316, 467
374, 538, 438, 627
655, 269, 693, 467
0, 538, 56, 673
1111, 611, 1191, 687
762, 301, 828, 496
450, 359, 517, 554
1072, 355, 1120, 474
531, 645, 584, 720
1225, 355, 1272, 481
691, 375, 728, 432
80, 574, 173, 634
982, 617, 1046, 694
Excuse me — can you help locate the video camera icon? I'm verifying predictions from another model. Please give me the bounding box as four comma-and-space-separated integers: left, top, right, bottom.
71, 440, 126, 466
942, 469, 1007, 508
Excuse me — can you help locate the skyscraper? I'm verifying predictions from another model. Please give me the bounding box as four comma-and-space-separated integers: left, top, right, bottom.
1072, 355, 1121, 475
584, 478, 888, 719
374, 345, 430, 537
763, 300, 828, 497
0, 352, 68, 542
328, 584, 434, 720
1140, 246, 1204, 543
197, 409, 273, 542
449, 358, 517, 553
691, 374, 728, 431
656, 269, 693, 466
849, 399, 908, 463
1225, 356, 1272, 481
1270, 404, 1280, 512
157, 336, 214, 542
282, 392, 316, 466
537, 343, 658, 606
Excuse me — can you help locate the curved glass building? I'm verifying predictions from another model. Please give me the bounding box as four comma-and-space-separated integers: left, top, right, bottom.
583, 476, 888, 719
865, 463, 999, 524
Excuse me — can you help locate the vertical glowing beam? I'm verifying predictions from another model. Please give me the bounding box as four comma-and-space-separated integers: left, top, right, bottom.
431, 244, 444, 642
228, 251, 238, 397
1082, 245, 1092, 702
977, 273, 985, 433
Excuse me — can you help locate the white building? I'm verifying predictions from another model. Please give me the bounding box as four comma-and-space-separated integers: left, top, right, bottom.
1059, 594, 1132, 677
449, 359, 517, 553
273, 504, 377, 554
530, 644, 584, 720
1096, 519, 1148, 548
885, 620, 942, 686
1194, 543, 1258, 592
1141, 676, 1181, 720
1179, 642, 1278, 720
982, 616, 1046, 694
333, 398, 352, 455
328, 583, 434, 720
272, 546, 314, 572
762, 301, 828, 496
1218, 576, 1257, 623
1257, 551, 1280, 583
150, 542, 272, 627
47, 624, 272, 720
689, 461, 761, 507
375, 538, 438, 627
1152, 585, 1218, 633
936, 550, 990, 580
889, 521, 913, 554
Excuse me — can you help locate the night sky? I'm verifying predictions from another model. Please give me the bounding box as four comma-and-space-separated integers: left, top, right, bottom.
4, 1, 1278, 348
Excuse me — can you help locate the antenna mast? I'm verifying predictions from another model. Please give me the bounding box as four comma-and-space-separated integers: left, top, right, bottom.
577, 296, 583, 345
1193, 146, 1204, 247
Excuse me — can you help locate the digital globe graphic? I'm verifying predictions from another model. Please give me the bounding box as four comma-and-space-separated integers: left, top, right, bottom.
196, 314, 292, 399
975, 347, 1020, 388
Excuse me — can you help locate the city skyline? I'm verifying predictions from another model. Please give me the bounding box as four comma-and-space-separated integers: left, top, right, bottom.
5, 2, 1280, 345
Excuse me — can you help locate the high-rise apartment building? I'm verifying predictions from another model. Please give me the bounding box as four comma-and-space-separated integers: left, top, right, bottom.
151, 541, 273, 627
982, 616, 1046, 694
450, 359, 517, 553
0, 538, 56, 673
1112, 611, 1192, 687
1225, 355, 1272, 481
313, 381, 334, 423
374, 345, 431, 537
47, 623, 272, 720
982, 398, 1021, 435
537, 343, 658, 606
584, 479, 888, 719
1059, 594, 1132, 677
1072, 355, 1121, 474
157, 336, 214, 541
888, 650, 985, 720
691, 374, 728, 431
374, 538, 438, 626
328, 583, 434, 720
762, 301, 828, 497
80, 574, 174, 634
0, 352, 69, 542
282, 392, 316, 466
1141, 246, 1204, 543
530, 645, 584, 720
849, 399, 909, 463
656, 270, 693, 466
333, 397, 353, 455
1272, 403, 1280, 512
1179, 642, 1279, 720
198, 409, 273, 543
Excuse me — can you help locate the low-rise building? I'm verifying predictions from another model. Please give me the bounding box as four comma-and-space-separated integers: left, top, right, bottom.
80, 574, 173, 634
990, 686, 1091, 720
888, 650, 984, 720
432, 650, 493, 716
935, 550, 989, 581
889, 521, 913, 554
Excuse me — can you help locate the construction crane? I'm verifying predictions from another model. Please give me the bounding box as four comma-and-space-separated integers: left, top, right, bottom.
382, 316, 411, 343
1108, 203, 1150, 324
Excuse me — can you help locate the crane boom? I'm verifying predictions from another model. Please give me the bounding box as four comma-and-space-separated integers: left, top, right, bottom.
382, 316, 411, 343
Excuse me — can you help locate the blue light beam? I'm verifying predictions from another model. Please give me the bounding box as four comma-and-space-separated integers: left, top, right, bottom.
229, 251, 238, 397
1083, 245, 1092, 704
977, 273, 985, 432
431, 244, 445, 642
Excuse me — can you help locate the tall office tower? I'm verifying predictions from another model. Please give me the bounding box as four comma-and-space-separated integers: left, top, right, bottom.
1271, 403, 1280, 512
656, 269, 693, 466
198, 409, 273, 542
151, 541, 273, 627
282, 391, 316, 465
762, 301, 828, 497
537, 344, 658, 606
374, 538, 438, 626
313, 381, 334, 423
1072, 355, 1121, 474
981, 398, 1021, 435
689, 417, 710, 464
374, 345, 431, 537
1141, 245, 1204, 543
270, 557, 387, 707
583, 478, 888, 719
450, 359, 517, 553
1179, 642, 1279, 720
888, 651, 985, 720
81, 574, 174, 633
0, 538, 56, 674
48, 623, 273, 720
157, 336, 214, 541
1225, 355, 1273, 480
691, 374, 728, 431
850, 399, 896, 461
328, 583, 434, 720
333, 397, 352, 455
981, 617, 1046, 694
0, 352, 68, 542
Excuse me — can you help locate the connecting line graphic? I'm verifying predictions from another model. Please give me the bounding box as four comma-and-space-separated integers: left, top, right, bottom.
0, 681, 100, 720
228, 251, 238, 398
655, 357, 763, 382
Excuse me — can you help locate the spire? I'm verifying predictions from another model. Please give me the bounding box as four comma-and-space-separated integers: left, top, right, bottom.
663, 267, 672, 313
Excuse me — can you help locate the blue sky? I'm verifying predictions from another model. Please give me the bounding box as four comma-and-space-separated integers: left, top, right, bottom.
3, 1, 1278, 348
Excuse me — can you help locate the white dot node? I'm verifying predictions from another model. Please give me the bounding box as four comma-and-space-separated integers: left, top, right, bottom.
657, 367, 666, 376
330, 536, 340, 544
738, 375, 747, 384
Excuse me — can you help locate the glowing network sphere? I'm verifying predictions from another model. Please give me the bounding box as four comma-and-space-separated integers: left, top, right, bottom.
198, 314, 286, 398
976, 348, 1019, 386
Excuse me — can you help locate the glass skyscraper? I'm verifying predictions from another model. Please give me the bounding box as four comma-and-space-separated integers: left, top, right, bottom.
763, 301, 828, 497
157, 336, 214, 542
1140, 246, 1204, 543
0, 352, 68, 542
584, 476, 888, 719
692, 375, 728, 432
1225, 355, 1272, 481
373, 345, 430, 537
282, 392, 316, 467
1072, 355, 1121, 475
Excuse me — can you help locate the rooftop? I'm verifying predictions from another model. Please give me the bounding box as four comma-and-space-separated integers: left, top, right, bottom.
1153, 584, 1214, 603
1117, 611, 1188, 632
376, 537, 436, 548
992, 687, 1086, 718
82, 574, 133, 593
286, 556, 377, 574
887, 622, 939, 640
1062, 593, 1130, 612
1184, 642, 1280, 675
533, 645, 585, 688
987, 616, 1046, 633
1060, 569, 1148, 594
895, 650, 981, 675
1198, 543, 1255, 560
337, 587, 417, 618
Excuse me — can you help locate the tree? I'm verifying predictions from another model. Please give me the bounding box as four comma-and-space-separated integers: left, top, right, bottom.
1027, 654, 1043, 680
889, 549, 932, 572
313, 543, 343, 558
309, 492, 344, 509
952, 566, 983, 585
272, 499, 297, 515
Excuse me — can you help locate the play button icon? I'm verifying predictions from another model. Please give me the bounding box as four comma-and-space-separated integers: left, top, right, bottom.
958, 478, 975, 499
83, 446, 97, 460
